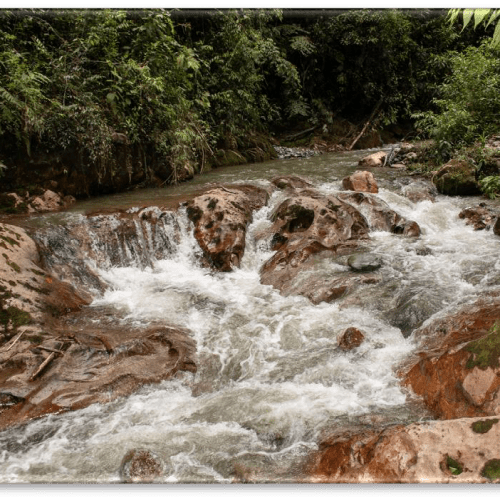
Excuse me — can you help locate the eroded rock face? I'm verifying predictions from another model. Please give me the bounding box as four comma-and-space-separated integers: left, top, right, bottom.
342, 171, 378, 194
259, 191, 370, 298
402, 292, 500, 420
459, 204, 498, 231
185, 185, 269, 271
433, 160, 480, 196
337, 191, 421, 237
307, 416, 500, 483
0, 322, 196, 430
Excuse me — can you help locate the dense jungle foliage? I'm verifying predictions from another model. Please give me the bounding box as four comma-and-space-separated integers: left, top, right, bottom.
0, 8, 497, 194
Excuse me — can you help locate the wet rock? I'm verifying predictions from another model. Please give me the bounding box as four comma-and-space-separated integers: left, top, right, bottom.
307, 416, 500, 483
30, 190, 64, 213
120, 449, 165, 483
459, 204, 498, 230
337, 191, 421, 237
273, 146, 319, 160
402, 181, 437, 203
259, 191, 370, 298
358, 151, 386, 168
0, 324, 196, 431
271, 175, 313, 190
494, 217, 500, 237
347, 253, 382, 272
402, 292, 500, 419
186, 185, 269, 271
342, 171, 378, 194
338, 327, 365, 350
433, 159, 480, 196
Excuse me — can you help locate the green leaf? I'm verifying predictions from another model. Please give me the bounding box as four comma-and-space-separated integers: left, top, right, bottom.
462, 9, 474, 31
486, 9, 500, 27
492, 21, 500, 48
474, 9, 491, 28
448, 9, 461, 25
106, 92, 116, 103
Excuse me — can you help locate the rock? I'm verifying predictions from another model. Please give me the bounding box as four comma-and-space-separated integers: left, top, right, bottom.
307, 416, 500, 483
120, 449, 164, 483
338, 327, 365, 350
459, 204, 497, 230
273, 146, 318, 160
342, 171, 378, 193
494, 217, 500, 237
271, 175, 313, 190
402, 181, 437, 203
30, 190, 64, 212
259, 190, 370, 298
347, 253, 382, 272
185, 185, 269, 271
389, 163, 406, 169
358, 151, 386, 168
402, 292, 500, 419
337, 191, 421, 237
433, 159, 480, 196
62, 195, 76, 208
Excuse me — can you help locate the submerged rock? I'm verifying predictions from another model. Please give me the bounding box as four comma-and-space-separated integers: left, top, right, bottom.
347, 253, 382, 272
342, 171, 378, 194
459, 204, 497, 230
402, 181, 437, 203
271, 175, 313, 190
185, 184, 269, 271
120, 449, 165, 483
338, 327, 365, 350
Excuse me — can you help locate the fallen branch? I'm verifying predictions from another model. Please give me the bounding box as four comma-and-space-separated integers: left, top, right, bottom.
348, 98, 383, 151
30, 352, 56, 380
1, 328, 27, 353
284, 126, 319, 142
38, 346, 65, 355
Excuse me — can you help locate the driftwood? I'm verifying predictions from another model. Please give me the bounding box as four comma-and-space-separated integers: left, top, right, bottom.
1, 328, 27, 353
30, 352, 57, 380
348, 98, 383, 151
38, 346, 65, 355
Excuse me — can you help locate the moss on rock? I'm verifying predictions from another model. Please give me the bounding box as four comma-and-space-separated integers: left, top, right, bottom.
471, 419, 499, 434
466, 322, 500, 370
481, 459, 500, 481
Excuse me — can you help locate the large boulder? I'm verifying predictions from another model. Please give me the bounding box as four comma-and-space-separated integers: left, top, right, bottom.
433, 160, 480, 196
259, 191, 371, 298
402, 292, 500, 420
342, 171, 378, 193
307, 416, 500, 483
185, 185, 269, 271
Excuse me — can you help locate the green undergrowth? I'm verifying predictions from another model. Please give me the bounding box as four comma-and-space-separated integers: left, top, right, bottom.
465, 321, 500, 370
445, 455, 463, 476
0, 305, 32, 332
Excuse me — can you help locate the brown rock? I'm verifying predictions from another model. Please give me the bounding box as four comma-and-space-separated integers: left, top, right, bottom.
433, 159, 480, 196
342, 171, 378, 193
185, 185, 269, 271
337, 191, 420, 237
459, 205, 497, 230
30, 190, 63, 213
358, 151, 386, 168
338, 327, 365, 350
307, 416, 500, 483
271, 175, 313, 190
402, 292, 500, 420
494, 217, 500, 236
120, 449, 165, 483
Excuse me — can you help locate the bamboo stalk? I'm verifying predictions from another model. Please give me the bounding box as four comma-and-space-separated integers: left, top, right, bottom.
30, 352, 56, 380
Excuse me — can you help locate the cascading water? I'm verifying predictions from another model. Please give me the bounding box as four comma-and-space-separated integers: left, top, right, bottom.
1, 154, 500, 483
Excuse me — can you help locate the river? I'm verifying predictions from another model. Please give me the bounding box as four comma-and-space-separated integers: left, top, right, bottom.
1, 148, 499, 482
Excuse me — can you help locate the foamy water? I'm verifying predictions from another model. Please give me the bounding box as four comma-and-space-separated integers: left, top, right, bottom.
1, 166, 500, 483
